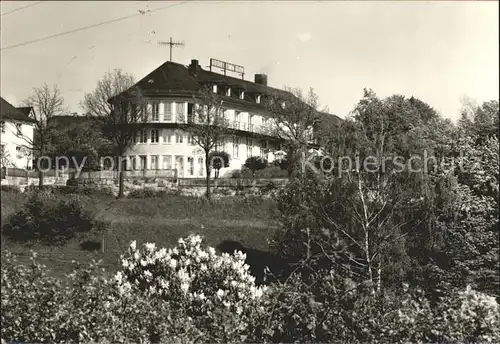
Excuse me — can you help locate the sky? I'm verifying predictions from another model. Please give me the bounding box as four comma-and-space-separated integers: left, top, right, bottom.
1, 1, 498, 121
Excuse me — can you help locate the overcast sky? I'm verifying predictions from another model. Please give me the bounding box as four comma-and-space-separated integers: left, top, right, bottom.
1, 1, 498, 120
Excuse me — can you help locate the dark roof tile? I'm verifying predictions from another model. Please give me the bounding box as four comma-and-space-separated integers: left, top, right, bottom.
0, 97, 35, 123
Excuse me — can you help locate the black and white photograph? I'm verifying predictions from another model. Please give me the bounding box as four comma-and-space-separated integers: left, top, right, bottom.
0, 0, 498, 342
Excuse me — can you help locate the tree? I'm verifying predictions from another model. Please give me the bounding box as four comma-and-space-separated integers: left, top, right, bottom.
81, 69, 145, 198
244, 156, 268, 178
459, 98, 499, 144
265, 87, 322, 178
180, 86, 230, 199
51, 115, 113, 171
17, 83, 67, 187
273, 90, 449, 294
208, 151, 230, 179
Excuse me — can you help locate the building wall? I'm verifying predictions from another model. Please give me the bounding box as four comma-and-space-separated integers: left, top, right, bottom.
0, 120, 34, 169
124, 98, 281, 178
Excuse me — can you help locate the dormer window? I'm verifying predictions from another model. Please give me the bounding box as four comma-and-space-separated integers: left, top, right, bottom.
212, 85, 218, 93
226, 87, 231, 97
240, 90, 245, 100
256, 95, 261, 104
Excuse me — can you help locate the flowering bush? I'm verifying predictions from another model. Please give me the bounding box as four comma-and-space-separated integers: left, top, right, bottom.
116, 234, 269, 341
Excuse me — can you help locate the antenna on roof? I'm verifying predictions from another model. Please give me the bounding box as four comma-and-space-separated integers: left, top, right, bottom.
157, 37, 185, 62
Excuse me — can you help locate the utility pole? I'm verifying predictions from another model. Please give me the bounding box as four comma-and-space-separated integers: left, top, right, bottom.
158, 37, 185, 62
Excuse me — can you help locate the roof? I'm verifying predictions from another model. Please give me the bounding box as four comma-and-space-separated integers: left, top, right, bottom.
113, 59, 342, 124
0, 97, 35, 123
115, 61, 293, 109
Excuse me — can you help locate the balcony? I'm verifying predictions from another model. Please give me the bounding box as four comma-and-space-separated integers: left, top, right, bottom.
228, 121, 274, 136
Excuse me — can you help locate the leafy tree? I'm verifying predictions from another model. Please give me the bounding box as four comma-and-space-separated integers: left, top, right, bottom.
17, 83, 68, 187
244, 156, 268, 178
51, 115, 113, 171
208, 151, 230, 179
265, 87, 322, 178
272, 89, 459, 294
459, 98, 499, 143
81, 69, 145, 198
180, 86, 230, 198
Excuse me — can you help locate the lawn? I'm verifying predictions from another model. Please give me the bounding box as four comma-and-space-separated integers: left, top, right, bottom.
1, 191, 280, 277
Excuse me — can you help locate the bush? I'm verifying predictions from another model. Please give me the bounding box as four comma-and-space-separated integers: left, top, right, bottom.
116, 235, 270, 342
2, 242, 499, 343
127, 187, 172, 199
2, 193, 108, 244
0, 185, 21, 193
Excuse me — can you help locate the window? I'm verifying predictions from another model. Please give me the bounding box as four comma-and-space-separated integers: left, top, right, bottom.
139, 155, 147, 170
139, 130, 147, 143
187, 135, 196, 145
197, 157, 204, 177
176, 103, 185, 115
188, 157, 195, 176
15, 123, 22, 135
151, 129, 159, 143
240, 90, 245, 100
163, 130, 172, 144
246, 138, 253, 157
128, 156, 137, 170
256, 95, 261, 104
162, 155, 172, 169
164, 102, 173, 121
150, 155, 158, 169
151, 102, 159, 121
212, 85, 217, 93
226, 87, 231, 97
176, 134, 184, 144
16, 146, 23, 158
232, 137, 239, 159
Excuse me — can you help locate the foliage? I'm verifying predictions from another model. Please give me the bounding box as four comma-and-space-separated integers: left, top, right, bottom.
243, 156, 268, 177
2, 193, 108, 244
127, 187, 177, 199
265, 87, 322, 178
81, 69, 146, 198
0, 185, 21, 193
208, 151, 230, 179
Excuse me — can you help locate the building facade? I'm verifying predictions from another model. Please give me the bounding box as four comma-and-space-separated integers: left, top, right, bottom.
0, 97, 35, 170
116, 59, 334, 178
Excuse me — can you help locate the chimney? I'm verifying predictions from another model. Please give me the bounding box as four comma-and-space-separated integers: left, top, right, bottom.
189, 59, 199, 74
254, 74, 268, 86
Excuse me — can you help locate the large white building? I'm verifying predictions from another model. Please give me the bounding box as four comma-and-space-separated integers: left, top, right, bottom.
114, 58, 339, 178
0, 97, 35, 170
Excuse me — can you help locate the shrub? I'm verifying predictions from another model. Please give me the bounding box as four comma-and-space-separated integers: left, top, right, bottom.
127, 187, 171, 199
0, 185, 21, 193
208, 151, 230, 178
2, 193, 108, 244
434, 286, 500, 343
243, 156, 268, 178
0, 251, 202, 343
116, 235, 270, 341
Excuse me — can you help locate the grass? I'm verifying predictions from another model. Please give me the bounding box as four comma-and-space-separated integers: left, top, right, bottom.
1, 190, 279, 277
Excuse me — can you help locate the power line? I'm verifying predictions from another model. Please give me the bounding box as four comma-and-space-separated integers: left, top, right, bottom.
0, 1, 190, 51
0, 1, 43, 17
